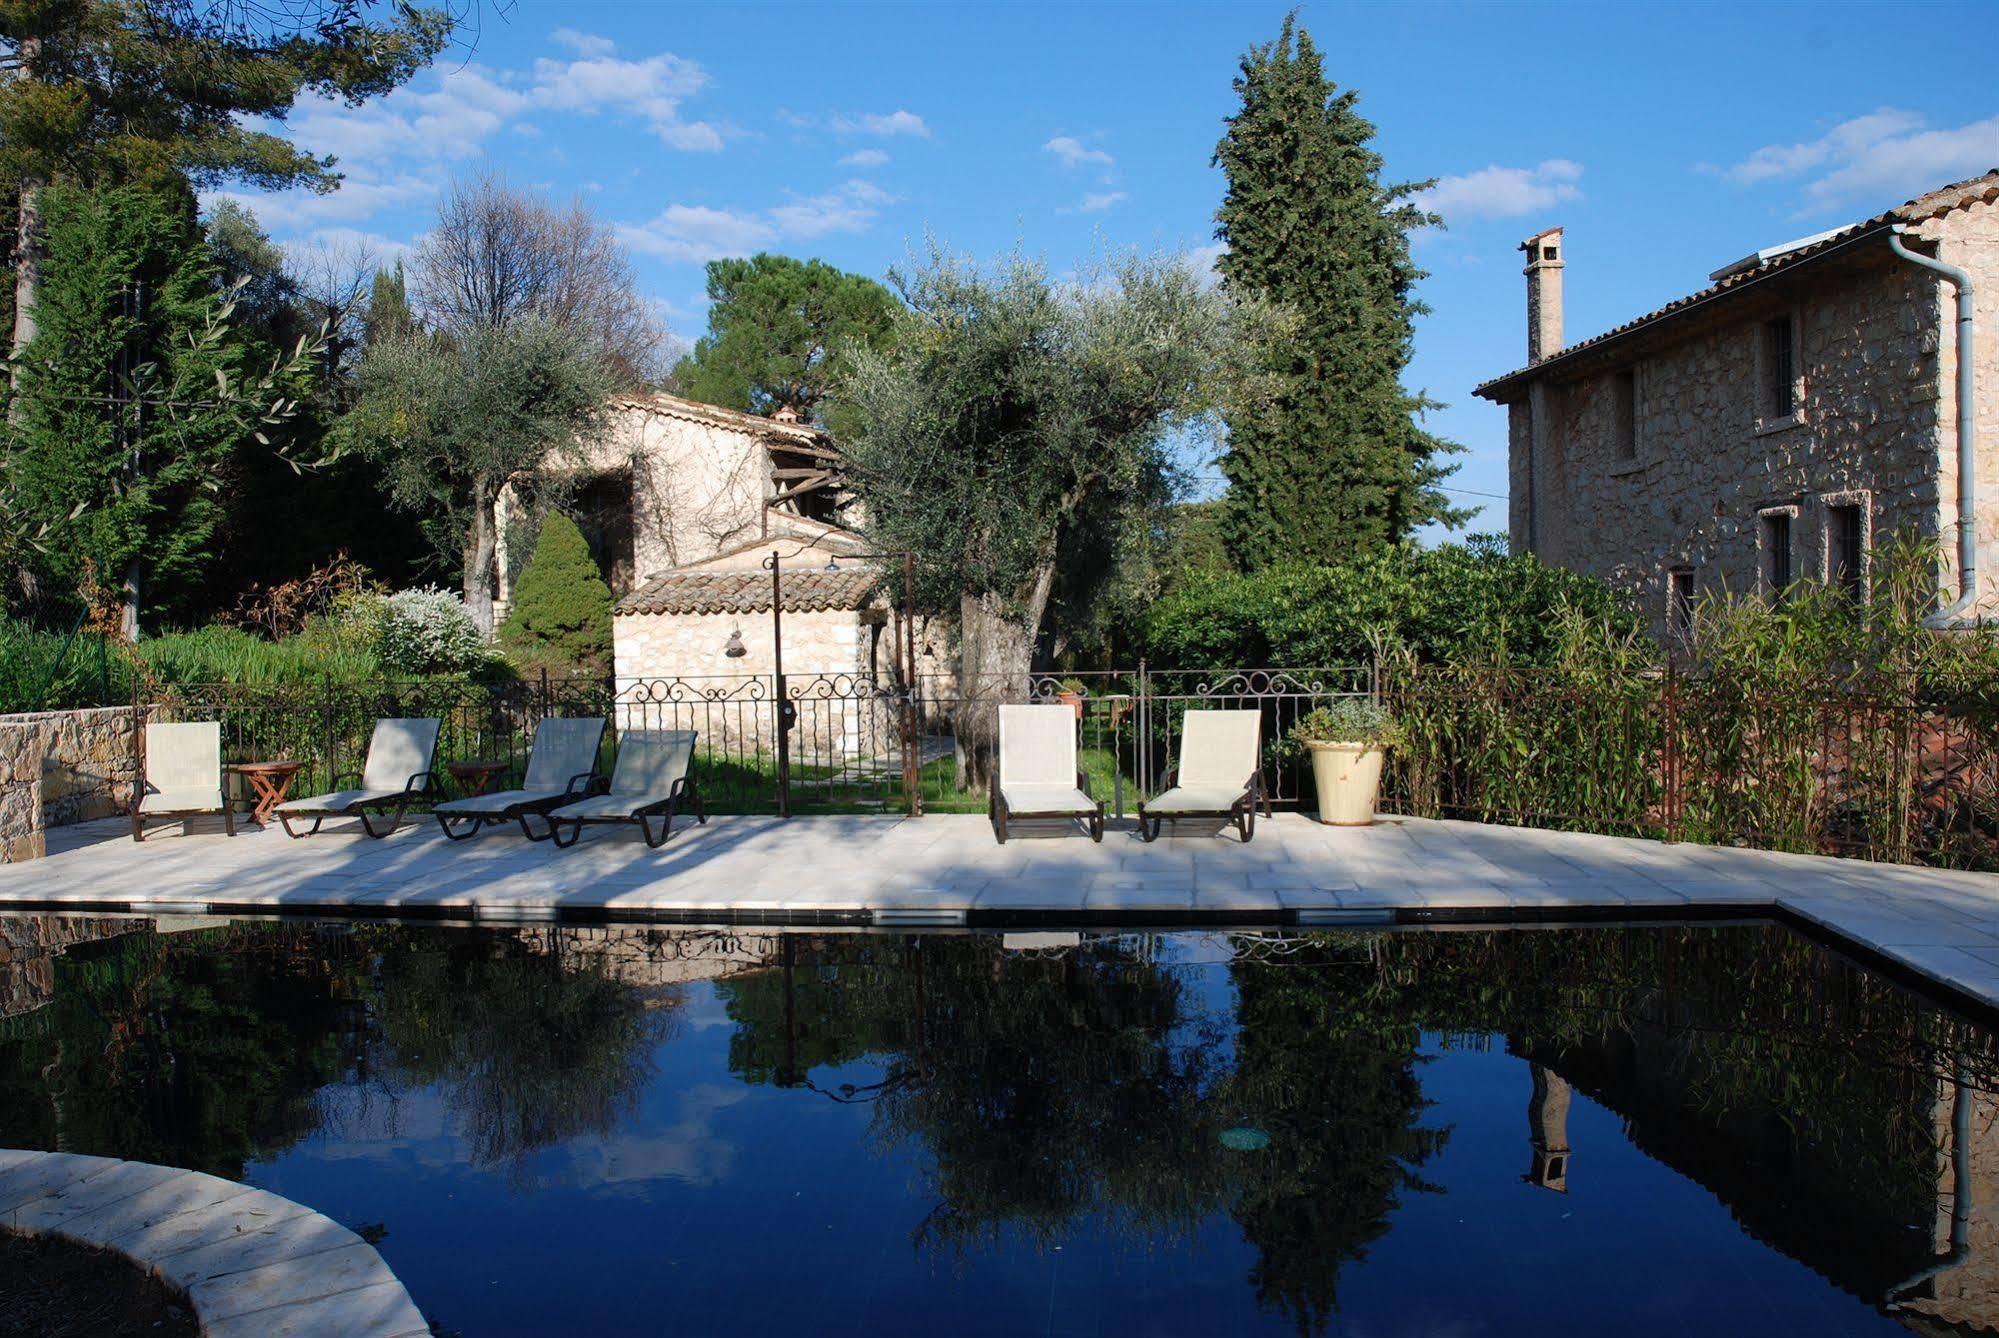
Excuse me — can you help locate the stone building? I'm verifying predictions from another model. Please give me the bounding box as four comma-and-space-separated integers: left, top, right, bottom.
1476, 170, 1999, 639
490, 390, 919, 684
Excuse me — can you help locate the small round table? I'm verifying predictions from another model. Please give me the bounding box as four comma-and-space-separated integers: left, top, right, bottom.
446, 760, 511, 799
229, 761, 305, 827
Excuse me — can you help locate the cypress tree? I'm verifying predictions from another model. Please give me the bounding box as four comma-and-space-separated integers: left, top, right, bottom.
1212, 14, 1466, 570
498, 511, 614, 675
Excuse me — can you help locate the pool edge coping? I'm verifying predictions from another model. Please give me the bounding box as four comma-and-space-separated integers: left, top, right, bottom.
0, 1151, 429, 1337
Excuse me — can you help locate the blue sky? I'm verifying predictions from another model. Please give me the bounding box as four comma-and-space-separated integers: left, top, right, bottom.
212, 0, 1999, 536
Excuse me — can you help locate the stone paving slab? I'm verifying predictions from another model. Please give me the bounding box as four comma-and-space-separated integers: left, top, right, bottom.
0, 1150, 426, 1335
9, 810, 1999, 1012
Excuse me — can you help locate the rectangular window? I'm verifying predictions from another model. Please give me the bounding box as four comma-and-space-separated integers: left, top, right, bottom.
1828, 503, 1866, 602
1763, 511, 1794, 601
1612, 369, 1637, 461
1668, 567, 1695, 638
1764, 317, 1796, 419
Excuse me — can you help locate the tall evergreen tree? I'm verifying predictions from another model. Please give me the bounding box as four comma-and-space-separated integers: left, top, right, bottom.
1212, 14, 1465, 570
8, 183, 314, 632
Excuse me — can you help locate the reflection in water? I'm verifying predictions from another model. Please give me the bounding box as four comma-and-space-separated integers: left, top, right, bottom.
0, 916, 1994, 1335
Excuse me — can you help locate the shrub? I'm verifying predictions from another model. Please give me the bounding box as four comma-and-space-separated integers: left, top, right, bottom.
1141, 538, 1638, 668
498, 512, 613, 675
1290, 700, 1401, 748
378, 588, 489, 676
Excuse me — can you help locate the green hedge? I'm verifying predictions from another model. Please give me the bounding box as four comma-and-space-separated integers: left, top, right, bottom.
1140, 539, 1638, 668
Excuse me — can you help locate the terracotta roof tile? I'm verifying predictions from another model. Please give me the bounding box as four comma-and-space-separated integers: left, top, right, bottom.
1475, 170, 1999, 401
616, 569, 880, 616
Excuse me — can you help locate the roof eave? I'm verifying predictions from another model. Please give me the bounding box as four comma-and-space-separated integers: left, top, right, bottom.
1472, 220, 1896, 403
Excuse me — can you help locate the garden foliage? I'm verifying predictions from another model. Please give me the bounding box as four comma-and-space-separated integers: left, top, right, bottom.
498, 512, 614, 675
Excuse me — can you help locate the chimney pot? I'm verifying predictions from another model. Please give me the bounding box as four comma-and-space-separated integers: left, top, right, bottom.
1520, 227, 1566, 364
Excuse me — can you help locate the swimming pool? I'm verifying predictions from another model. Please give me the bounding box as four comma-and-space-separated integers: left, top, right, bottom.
0, 916, 1991, 1335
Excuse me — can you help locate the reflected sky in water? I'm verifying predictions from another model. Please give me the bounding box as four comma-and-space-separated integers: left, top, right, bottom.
0, 917, 1990, 1337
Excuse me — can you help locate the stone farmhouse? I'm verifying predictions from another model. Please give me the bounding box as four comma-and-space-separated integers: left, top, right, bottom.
1477, 170, 1999, 639
491, 390, 914, 685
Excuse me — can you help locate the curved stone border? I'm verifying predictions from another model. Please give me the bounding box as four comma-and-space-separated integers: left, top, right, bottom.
0, 1149, 427, 1337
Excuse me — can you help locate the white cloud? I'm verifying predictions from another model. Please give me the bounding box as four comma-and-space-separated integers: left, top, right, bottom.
1044, 135, 1113, 169
529, 50, 720, 150
1719, 110, 1999, 212
1414, 159, 1584, 222
831, 109, 929, 138
204, 173, 437, 233
838, 148, 890, 168
619, 181, 893, 262
1063, 190, 1126, 214
549, 28, 616, 58
617, 205, 778, 264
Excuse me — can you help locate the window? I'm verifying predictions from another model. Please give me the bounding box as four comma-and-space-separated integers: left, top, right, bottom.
1828, 502, 1866, 602
1611, 369, 1637, 461
1763, 316, 1796, 419
1762, 510, 1794, 601
1668, 567, 1695, 638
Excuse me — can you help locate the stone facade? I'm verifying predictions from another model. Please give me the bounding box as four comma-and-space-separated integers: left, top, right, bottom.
1482, 173, 1999, 639
0, 706, 138, 863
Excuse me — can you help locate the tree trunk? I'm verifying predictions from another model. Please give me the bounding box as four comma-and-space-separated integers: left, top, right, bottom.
463, 480, 497, 635
119, 561, 141, 641
8, 38, 41, 415
952, 589, 1036, 794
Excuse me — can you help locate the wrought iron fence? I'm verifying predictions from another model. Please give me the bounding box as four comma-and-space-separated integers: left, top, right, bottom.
143, 662, 1999, 869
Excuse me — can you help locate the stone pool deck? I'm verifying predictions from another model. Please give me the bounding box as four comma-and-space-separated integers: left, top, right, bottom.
0, 1149, 427, 1336
5, 810, 1999, 1013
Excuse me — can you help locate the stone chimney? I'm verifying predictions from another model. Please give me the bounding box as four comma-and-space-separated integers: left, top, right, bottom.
770, 403, 801, 424
1520, 226, 1565, 363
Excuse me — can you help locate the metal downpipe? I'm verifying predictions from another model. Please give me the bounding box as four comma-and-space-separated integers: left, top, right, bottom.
1888, 225, 1979, 628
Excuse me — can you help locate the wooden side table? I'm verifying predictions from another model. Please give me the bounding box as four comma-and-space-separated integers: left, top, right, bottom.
229, 761, 305, 827
447, 760, 511, 798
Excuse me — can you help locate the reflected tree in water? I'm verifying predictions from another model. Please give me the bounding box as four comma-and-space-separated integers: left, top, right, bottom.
364, 928, 676, 1176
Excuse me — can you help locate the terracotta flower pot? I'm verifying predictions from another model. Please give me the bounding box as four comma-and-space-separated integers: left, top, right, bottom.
1304, 740, 1387, 825
1057, 690, 1084, 719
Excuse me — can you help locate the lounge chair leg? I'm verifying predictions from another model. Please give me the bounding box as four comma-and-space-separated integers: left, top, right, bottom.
1238, 804, 1255, 843
1138, 811, 1155, 843
642, 805, 674, 848
223, 803, 235, 838
518, 812, 555, 843
279, 812, 303, 839
360, 801, 408, 839
550, 820, 581, 849
440, 813, 485, 841
993, 800, 1008, 845
1091, 809, 1104, 843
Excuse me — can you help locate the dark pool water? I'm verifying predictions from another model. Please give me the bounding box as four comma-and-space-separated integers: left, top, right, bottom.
2, 916, 1995, 1337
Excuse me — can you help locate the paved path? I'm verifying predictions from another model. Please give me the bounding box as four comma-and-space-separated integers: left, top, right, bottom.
0, 1148, 428, 1337
5, 810, 1998, 1013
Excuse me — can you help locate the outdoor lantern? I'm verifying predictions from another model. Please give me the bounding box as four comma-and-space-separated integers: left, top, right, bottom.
724, 628, 747, 658
825, 557, 841, 573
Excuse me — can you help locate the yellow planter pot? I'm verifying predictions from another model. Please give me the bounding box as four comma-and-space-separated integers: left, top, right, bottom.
1304, 740, 1387, 826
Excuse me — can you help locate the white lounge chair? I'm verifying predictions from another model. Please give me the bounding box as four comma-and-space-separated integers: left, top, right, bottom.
132, 721, 234, 841
276, 717, 440, 838
990, 704, 1104, 844
1136, 709, 1267, 843
546, 729, 705, 848
433, 717, 605, 842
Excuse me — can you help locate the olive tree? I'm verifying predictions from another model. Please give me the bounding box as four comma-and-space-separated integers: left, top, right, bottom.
841, 244, 1258, 789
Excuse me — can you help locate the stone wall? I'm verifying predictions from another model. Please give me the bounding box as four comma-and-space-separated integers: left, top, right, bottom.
1506, 197, 1998, 640
0, 706, 137, 863
612, 607, 901, 761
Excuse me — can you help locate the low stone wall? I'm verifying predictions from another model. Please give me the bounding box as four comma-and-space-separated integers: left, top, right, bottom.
0, 707, 138, 863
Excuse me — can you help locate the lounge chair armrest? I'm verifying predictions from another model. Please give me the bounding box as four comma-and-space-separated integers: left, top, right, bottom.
402, 771, 434, 796
331, 770, 361, 789
1075, 769, 1095, 801
563, 771, 597, 797
1161, 767, 1178, 791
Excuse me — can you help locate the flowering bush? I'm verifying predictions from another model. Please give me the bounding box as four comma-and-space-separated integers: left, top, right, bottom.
376, 587, 489, 675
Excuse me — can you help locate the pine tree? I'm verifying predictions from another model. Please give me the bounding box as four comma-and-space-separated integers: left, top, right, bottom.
1212, 14, 1466, 570
497, 511, 614, 674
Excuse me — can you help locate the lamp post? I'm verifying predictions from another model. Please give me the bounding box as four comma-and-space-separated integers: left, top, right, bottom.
825, 549, 921, 816
760, 549, 794, 819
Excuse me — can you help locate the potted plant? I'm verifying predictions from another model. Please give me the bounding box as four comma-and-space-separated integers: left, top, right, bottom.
1290, 700, 1400, 826
1055, 677, 1087, 719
